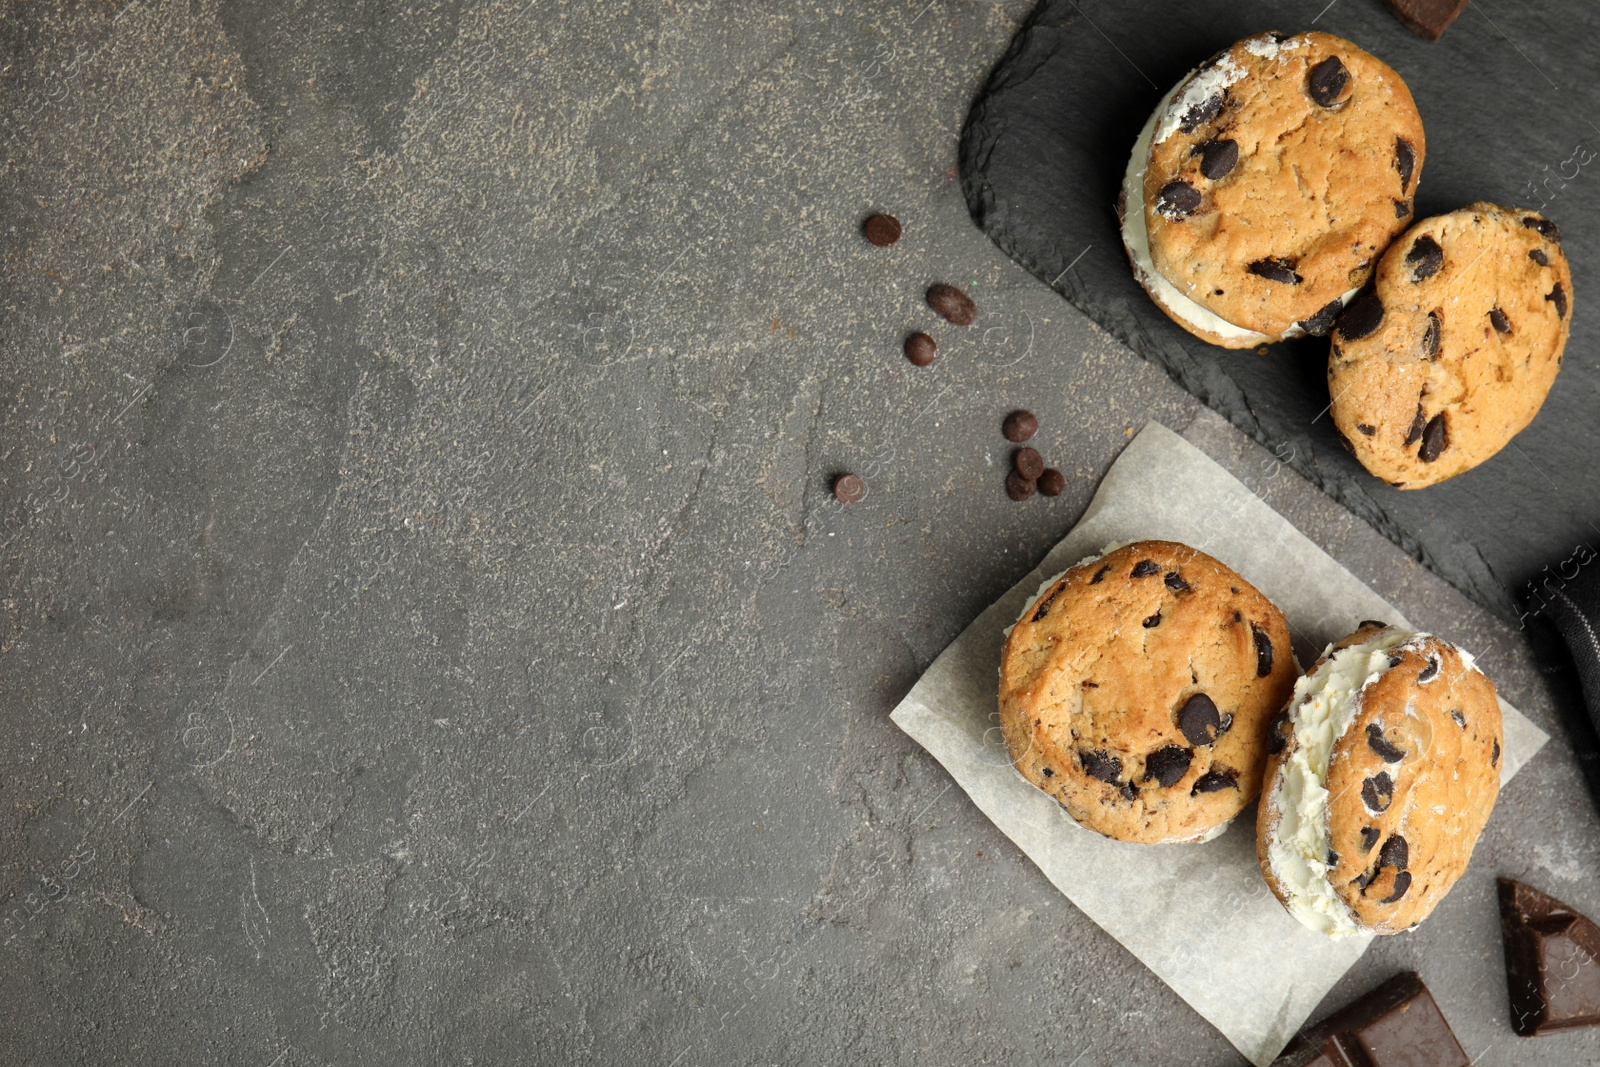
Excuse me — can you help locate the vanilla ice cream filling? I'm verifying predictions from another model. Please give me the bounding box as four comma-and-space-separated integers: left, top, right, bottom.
1266, 628, 1421, 938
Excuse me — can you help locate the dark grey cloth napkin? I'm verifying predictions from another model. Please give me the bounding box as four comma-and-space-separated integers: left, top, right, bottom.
1535, 547, 1600, 739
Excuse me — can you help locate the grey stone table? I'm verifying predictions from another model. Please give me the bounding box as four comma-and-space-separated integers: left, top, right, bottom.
1, 2, 1595, 1064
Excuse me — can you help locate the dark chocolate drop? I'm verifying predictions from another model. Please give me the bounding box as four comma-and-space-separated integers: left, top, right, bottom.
1406, 236, 1444, 281
1143, 745, 1193, 788
1251, 624, 1274, 677
1156, 180, 1202, 220
1198, 137, 1239, 180
1362, 771, 1395, 813
1308, 56, 1350, 107
1177, 693, 1223, 746
1080, 749, 1122, 784
1394, 137, 1416, 192
1419, 414, 1448, 462
1337, 290, 1384, 341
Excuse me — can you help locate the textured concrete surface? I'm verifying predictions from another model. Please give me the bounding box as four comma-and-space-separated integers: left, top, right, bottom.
0, 2, 1595, 1064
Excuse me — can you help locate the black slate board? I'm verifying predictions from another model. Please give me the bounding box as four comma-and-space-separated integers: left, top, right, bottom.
961, 0, 1600, 618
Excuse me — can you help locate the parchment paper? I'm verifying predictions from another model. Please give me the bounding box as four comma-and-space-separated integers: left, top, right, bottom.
889, 421, 1548, 1066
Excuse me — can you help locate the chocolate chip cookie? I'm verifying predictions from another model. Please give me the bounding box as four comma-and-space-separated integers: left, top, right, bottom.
1120, 31, 1425, 347
998, 540, 1299, 843
1257, 623, 1502, 936
1329, 203, 1572, 489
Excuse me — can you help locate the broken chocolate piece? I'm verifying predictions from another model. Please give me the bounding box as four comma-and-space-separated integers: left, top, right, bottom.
1383, 0, 1469, 42
1296, 298, 1344, 337
1191, 770, 1237, 794
1248, 257, 1303, 285
1270, 972, 1468, 1067
1406, 236, 1444, 281
1499, 878, 1600, 1036
1079, 749, 1121, 784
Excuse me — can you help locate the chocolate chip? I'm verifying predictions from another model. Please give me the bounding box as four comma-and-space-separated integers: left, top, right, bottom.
1451, 709, 1466, 728
1357, 423, 1376, 436
1366, 723, 1406, 763
1328, 848, 1339, 867
1132, 560, 1160, 578
1177, 693, 1223, 746
926, 283, 977, 326
1402, 405, 1426, 446
1360, 826, 1381, 852
1090, 564, 1111, 584
1419, 413, 1448, 462
863, 213, 902, 247
1388, 653, 1405, 669
1308, 56, 1350, 107
1394, 137, 1416, 191
1406, 236, 1444, 281
1119, 781, 1140, 801
1523, 216, 1561, 242
1251, 624, 1273, 677
1002, 410, 1038, 442
1417, 654, 1440, 682
1547, 283, 1568, 320
833, 473, 865, 504
1198, 138, 1239, 180
1379, 834, 1409, 870
1360, 620, 1389, 629
1380, 871, 1412, 904
1394, 199, 1411, 219
1362, 771, 1394, 813
1179, 92, 1224, 133
1492, 739, 1501, 767
1080, 749, 1121, 783
1353, 869, 1376, 891
1490, 307, 1512, 334
1337, 290, 1384, 340
1247, 257, 1302, 285
1031, 584, 1063, 622
1041, 766, 1053, 777
1297, 298, 1345, 337
1143, 612, 1162, 628
904, 332, 937, 366
1038, 469, 1066, 497
1421, 312, 1440, 359
1156, 180, 1202, 220
1529, 248, 1550, 267
1192, 770, 1238, 794
1164, 571, 1190, 592
1005, 471, 1036, 501
1267, 711, 1291, 755
1014, 447, 1044, 480
1144, 746, 1193, 788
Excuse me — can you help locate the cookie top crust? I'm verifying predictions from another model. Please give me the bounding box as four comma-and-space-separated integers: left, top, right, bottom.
1329, 202, 1572, 489
998, 540, 1299, 844
1141, 31, 1425, 340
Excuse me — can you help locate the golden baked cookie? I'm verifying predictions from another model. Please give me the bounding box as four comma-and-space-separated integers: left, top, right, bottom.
998, 540, 1298, 843
1257, 622, 1502, 936
1329, 203, 1571, 489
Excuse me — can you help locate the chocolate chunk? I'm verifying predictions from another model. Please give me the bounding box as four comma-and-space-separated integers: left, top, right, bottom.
1417, 654, 1440, 682
1384, 0, 1469, 41
1327, 848, 1339, 868
1198, 138, 1239, 180
1252, 624, 1273, 677
1031, 583, 1063, 622
1191, 770, 1237, 794
1406, 235, 1444, 281
904, 331, 937, 366
1177, 693, 1223, 746
1359, 826, 1381, 852
1450, 709, 1466, 728
1038, 469, 1066, 497
1548, 282, 1568, 320
1144, 746, 1193, 788
1421, 312, 1440, 359
1005, 471, 1035, 501
1041, 766, 1053, 777
1164, 571, 1190, 592
1090, 564, 1111, 584
1388, 653, 1405, 669
1272, 972, 1469, 1066
1357, 423, 1376, 436
1380, 871, 1412, 904
1002, 410, 1038, 442
1489, 306, 1512, 334
1267, 711, 1291, 756
1013, 447, 1044, 480
1337, 290, 1384, 340
1142, 612, 1162, 628
1362, 771, 1394, 813
1394, 136, 1417, 191
1366, 723, 1406, 763
1523, 216, 1561, 242
1156, 180, 1202, 220
1248, 257, 1302, 285
1307, 56, 1349, 107
1179, 92, 1224, 133
1419, 413, 1448, 462
1492, 738, 1501, 767
1394, 198, 1411, 219
1119, 781, 1140, 801
926, 283, 977, 326
863, 213, 902, 247
1402, 405, 1426, 446
1080, 749, 1121, 783
1378, 834, 1409, 870
1353, 869, 1376, 892
1296, 298, 1344, 337
1131, 560, 1160, 578
1529, 247, 1550, 267
1499, 878, 1600, 1036
833, 473, 865, 504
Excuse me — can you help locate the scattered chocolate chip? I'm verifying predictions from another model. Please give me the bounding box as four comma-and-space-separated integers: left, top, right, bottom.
1002, 410, 1038, 442
926, 283, 977, 326
1492, 738, 1501, 767
1142, 612, 1162, 628
863, 213, 902, 247
1267, 711, 1291, 755
1547, 283, 1568, 320
1014, 447, 1044, 480
1523, 216, 1561, 242
1038, 469, 1065, 496
833, 473, 865, 504
1367, 723, 1407, 763
1419, 413, 1448, 462
1402, 405, 1426, 446
1338, 291, 1384, 340
1080, 749, 1121, 783
1394, 199, 1412, 219
1156, 180, 1202, 220
1379, 834, 1409, 870
1132, 560, 1160, 578
1308, 56, 1350, 107
1421, 312, 1440, 359
1248, 257, 1302, 285
1417, 654, 1441, 682
1357, 423, 1377, 436
1296, 298, 1345, 337
1251, 624, 1273, 677
1031, 584, 1063, 622
1177, 693, 1223, 746
1380, 870, 1412, 904
1406, 236, 1444, 281
1451, 709, 1466, 727
1090, 564, 1111, 584
1192, 770, 1238, 794
1395, 137, 1416, 191
1362, 771, 1395, 813
1490, 306, 1512, 334
1144, 746, 1193, 788
1529, 248, 1550, 267
1005, 471, 1036, 501
1198, 138, 1239, 180
1179, 92, 1224, 133
1041, 766, 1054, 777
1360, 826, 1381, 852
904, 332, 937, 366
1164, 571, 1190, 592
